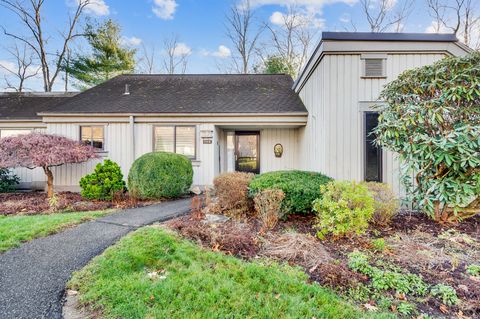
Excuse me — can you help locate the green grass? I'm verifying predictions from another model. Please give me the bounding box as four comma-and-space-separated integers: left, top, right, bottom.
69, 227, 396, 319
0, 210, 113, 253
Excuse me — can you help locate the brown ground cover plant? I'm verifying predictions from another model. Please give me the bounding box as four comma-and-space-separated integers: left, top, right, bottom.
261, 231, 331, 269
167, 216, 259, 258
213, 172, 254, 218
0, 192, 160, 215
254, 189, 285, 231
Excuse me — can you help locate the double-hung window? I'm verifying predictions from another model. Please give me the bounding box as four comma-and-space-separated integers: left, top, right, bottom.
154, 126, 196, 159
80, 126, 104, 150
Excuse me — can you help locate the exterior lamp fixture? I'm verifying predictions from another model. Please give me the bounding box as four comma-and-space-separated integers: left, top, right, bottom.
274, 143, 283, 158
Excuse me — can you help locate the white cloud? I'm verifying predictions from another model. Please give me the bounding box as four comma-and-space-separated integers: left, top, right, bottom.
170, 43, 191, 56
152, 0, 178, 20
201, 45, 232, 58
120, 36, 143, 47
269, 10, 325, 29
0, 60, 16, 75
0, 60, 40, 77
245, 0, 358, 9
425, 20, 450, 33
79, 0, 110, 16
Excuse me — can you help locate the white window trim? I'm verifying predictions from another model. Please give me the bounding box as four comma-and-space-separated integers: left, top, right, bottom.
152, 125, 197, 160
80, 125, 106, 152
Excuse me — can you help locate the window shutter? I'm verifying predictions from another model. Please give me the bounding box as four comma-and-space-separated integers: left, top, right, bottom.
364, 59, 384, 77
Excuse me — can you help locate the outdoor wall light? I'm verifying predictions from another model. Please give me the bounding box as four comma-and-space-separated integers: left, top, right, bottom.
274, 143, 283, 158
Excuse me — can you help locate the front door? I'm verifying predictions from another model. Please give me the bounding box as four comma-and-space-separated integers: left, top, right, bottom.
235, 131, 260, 174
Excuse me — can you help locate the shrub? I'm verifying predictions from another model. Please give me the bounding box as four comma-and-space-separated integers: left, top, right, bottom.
313, 181, 374, 239
249, 170, 332, 215
254, 189, 285, 230
0, 168, 19, 193
371, 238, 387, 252
430, 284, 459, 306
128, 152, 193, 199
466, 264, 480, 277
374, 53, 480, 222
80, 159, 126, 200
364, 182, 399, 226
213, 172, 254, 218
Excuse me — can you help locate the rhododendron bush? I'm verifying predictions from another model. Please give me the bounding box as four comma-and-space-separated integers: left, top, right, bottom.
0, 133, 98, 197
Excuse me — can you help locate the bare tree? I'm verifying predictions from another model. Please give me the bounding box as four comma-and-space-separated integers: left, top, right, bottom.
162, 35, 190, 74
225, 0, 264, 74
0, 43, 40, 92
0, 0, 91, 92
359, 0, 414, 32
139, 43, 157, 74
265, 5, 317, 78
427, 0, 480, 48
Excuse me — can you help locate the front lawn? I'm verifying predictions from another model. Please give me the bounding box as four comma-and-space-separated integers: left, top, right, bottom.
0, 210, 113, 252
69, 227, 394, 319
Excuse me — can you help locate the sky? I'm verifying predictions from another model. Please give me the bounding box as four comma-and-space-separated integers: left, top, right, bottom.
0, 0, 461, 91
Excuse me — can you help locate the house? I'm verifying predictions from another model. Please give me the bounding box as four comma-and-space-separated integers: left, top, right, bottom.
0, 92, 76, 189
0, 32, 471, 195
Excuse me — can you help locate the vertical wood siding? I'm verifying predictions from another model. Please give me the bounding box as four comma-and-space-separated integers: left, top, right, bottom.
298, 53, 447, 197
260, 128, 298, 172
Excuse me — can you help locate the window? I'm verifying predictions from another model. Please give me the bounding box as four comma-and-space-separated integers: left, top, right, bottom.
364, 112, 382, 182
80, 126, 104, 150
0, 129, 31, 138
154, 126, 196, 158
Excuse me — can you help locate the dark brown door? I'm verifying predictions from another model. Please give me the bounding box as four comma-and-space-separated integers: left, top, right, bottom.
364, 112, 382, 182
235, 131, 260, 174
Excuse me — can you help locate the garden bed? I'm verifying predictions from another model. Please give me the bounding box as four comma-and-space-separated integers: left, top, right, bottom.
0, 192, 161, 216
165, 211, 480, 318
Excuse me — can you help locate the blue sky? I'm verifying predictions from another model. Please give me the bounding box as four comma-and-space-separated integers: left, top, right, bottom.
0, 0, 447, 91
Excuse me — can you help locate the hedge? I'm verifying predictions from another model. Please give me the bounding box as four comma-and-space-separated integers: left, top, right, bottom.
249, 170, 332, 215
128, 152, 193, 199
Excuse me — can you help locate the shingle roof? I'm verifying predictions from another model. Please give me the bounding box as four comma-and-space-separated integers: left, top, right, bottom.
42, 74, 307, 114
321, 32, 459, 42
0, 93, 76, 120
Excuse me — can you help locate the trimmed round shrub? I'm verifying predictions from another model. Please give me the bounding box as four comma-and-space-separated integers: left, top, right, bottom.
80, 159, 126, 200
128, 152, 193, 199
249, 170, 332, 215
313, 180, 374, 239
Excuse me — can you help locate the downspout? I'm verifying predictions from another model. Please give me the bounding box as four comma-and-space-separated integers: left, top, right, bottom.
129, 115, 135, 164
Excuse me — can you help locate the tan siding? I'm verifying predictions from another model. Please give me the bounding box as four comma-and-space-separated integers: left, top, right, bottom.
260, 128, 298, 172
298, 52, 447, 197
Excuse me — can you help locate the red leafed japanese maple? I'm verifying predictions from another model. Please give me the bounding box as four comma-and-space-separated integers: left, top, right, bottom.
0, 132, 98, 197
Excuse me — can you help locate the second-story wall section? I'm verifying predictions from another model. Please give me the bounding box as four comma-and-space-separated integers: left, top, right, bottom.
294, 32, 471, 197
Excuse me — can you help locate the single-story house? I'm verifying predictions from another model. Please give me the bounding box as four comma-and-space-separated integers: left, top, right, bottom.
0, 32, 471, 196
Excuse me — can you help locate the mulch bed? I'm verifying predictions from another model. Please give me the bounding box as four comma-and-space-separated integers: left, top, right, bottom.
0, 192, 161, 216
166, 209, 480, 318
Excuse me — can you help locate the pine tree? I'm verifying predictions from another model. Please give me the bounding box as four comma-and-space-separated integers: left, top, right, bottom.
66, 20, 136, 90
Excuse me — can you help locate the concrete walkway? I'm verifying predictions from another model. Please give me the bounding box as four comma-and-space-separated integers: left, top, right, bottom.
0, 198, 191, 319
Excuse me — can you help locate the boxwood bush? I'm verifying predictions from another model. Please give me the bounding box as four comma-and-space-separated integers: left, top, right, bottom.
80, 159, 126, 200
249, 170, 332, 214
128, 152, 193, 199
0, 168, 19, 193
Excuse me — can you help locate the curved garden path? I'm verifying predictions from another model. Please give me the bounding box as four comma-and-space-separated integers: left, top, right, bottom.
0, 198, 191, 319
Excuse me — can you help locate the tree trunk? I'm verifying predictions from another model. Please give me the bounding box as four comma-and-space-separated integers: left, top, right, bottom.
43, 166, 54, 198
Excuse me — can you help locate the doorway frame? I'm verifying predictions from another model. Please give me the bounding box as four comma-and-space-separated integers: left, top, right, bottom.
234, 131, 260, 174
